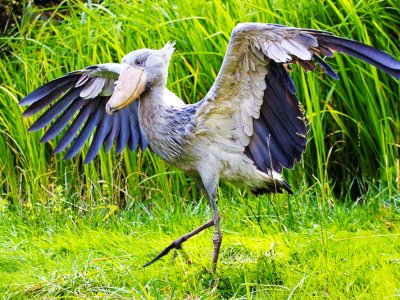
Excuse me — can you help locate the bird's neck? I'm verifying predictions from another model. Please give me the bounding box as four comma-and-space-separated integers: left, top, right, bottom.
140, 85, 170, 111
138, 86, 165, 138
138, 85, 191, 163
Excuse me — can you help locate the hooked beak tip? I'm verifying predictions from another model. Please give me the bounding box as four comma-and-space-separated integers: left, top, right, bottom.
106, 103, 117, 115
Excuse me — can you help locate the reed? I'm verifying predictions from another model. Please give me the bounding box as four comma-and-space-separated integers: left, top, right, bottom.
0, 1, 399, 296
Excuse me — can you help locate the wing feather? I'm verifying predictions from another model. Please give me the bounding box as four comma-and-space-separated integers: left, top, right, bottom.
127, 102, 141, 151
64, 101, 103, 160
108, 111, 121, 151
22, 80, 78, 117
20, 63, 148, 163
80, 77, 108, 99
40, 97, 86, 143
54, 100, 99, 154
20, 73, 81, 106
194, 22, 399, 177
85, 110, 113, 164
29, 88, 82, 132
116, 108, 130, 154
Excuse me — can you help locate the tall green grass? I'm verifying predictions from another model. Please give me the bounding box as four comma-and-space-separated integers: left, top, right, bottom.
1, 2, 400, 297
1, 182, 399, 298
0, 0, 399, 210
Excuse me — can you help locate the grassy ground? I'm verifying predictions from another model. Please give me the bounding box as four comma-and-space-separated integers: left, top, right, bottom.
1, 191, 400, 298
0, 0, 400, 298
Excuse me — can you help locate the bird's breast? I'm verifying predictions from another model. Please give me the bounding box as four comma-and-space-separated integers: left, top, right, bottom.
139, 110, 189, 164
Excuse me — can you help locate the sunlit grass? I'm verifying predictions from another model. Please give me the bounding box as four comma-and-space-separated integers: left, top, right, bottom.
0, 0, 399, 298
1, 190, 399, 298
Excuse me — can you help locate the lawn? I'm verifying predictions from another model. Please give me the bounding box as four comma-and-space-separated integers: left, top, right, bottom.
0, 0, 399, 298
1, 191, 399, 298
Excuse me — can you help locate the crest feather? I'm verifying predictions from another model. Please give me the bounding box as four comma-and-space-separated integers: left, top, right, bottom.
161, 41, 176, 57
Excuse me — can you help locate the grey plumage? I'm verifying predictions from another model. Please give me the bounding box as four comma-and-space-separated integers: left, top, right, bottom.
19, 23, 400, 274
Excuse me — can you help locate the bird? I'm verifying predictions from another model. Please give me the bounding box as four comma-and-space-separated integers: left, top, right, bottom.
19, 23, 400, 274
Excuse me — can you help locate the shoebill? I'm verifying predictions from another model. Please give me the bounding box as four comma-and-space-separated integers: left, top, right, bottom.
20, 23, 400, 273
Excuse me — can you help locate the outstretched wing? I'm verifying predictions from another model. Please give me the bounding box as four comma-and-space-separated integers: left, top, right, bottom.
194, 23, 400, 174
19, 63, 148, 164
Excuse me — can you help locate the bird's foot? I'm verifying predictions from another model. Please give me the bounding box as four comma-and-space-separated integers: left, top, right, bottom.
143, 219, 214, 267
143, 237, 185, 267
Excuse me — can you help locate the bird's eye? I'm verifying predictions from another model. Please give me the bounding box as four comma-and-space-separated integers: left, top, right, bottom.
135, 59, 143, 66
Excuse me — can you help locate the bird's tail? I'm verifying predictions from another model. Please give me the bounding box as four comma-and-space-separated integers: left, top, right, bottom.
251, 178, 293, 195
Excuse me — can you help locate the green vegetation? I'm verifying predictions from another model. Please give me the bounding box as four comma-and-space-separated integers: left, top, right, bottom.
1, 191, 400, 298
0, 0, 399, 298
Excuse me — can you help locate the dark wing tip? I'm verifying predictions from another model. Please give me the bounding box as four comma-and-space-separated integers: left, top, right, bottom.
250, 179, 293, 195
313, 54, 340, 80
313, 33, 400, 79
19, 73, 81, 107
281, 179, 293, 194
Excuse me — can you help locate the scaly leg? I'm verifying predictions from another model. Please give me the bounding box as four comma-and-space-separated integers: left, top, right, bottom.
144, 165, 222, 277
143, 219, 214, 267
196, 167, 222, 275
210, 195, 222, 274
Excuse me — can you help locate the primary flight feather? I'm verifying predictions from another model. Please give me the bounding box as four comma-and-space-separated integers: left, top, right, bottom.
20, 23, 400, 273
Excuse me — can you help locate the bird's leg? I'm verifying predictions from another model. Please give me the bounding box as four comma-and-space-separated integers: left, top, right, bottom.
210, 195, 222, 274
143, 219, 214, 267
198, 168, 222, 276
198, 173, 222, 288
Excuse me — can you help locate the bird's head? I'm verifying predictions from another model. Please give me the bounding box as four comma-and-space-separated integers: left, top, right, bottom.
106, 42, 175, 114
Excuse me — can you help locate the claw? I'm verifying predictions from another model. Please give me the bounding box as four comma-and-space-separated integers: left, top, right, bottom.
143, 239, 182, 267
143, 219, 215, 267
